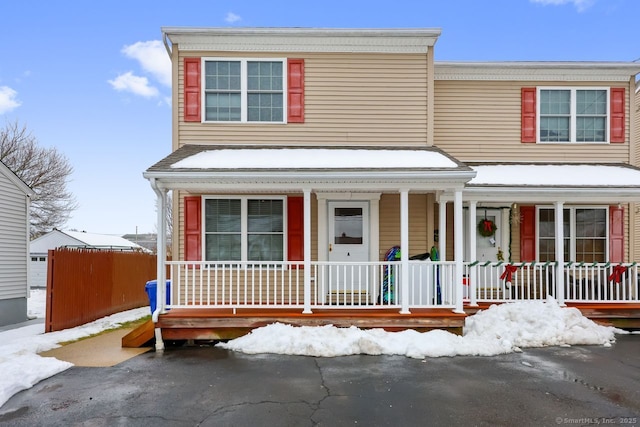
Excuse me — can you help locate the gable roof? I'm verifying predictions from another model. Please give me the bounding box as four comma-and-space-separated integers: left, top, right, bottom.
30, 230, 147, 253
0, 160, 34, 196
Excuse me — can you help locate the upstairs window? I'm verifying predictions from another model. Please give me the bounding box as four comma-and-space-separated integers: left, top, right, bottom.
203, 59, 285, 123
538, 88, 608, 143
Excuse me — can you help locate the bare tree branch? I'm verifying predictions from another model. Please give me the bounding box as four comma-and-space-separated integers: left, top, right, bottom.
0, 120, 78, 237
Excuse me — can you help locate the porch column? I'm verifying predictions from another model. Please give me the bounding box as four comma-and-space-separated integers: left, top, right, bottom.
303, 189, 312, 314
150, 180, 167, 352
555, 201, 565, 306
400, 189, 410, 314
468, 200, 478, 307
439, 199, 447, 261
454, 190, 464, 313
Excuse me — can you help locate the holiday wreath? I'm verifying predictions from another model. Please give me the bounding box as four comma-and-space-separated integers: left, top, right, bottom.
478, 218, 497, 237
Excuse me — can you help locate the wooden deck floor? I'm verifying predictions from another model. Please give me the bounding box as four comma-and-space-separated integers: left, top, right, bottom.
123, 302, 640, 347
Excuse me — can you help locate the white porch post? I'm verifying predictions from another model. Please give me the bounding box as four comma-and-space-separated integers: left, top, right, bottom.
454, 190, 464, 313
555, 201, 565, 306
400, 189, 410, 314
150, 180, 167, 352
468, 200, 478, 307
303, 189, 312, 313
439, 199, 447, 261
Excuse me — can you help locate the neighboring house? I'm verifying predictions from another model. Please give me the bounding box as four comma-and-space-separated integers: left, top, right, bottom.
142, 27, 640, 346
29, 230, 148, 288
0, 160, 34, 327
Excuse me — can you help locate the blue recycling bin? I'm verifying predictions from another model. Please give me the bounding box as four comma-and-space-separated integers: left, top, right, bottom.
145, 280, 171, 314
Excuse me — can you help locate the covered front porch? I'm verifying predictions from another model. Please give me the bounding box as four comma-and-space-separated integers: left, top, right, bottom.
143, 147, 640, 349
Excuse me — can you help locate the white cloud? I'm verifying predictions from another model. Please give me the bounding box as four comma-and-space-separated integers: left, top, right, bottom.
121, 40, 171, 87
225, 12, 241, 23
530, 0, 595, 12
0, 86, 21, 114
108, 72, 159, 98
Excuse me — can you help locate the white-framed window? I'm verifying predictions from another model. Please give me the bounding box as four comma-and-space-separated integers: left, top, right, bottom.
204, 196, 285, 262
538, 87, 609, 143
537, 206, 608, 263
203, 58, 286, 123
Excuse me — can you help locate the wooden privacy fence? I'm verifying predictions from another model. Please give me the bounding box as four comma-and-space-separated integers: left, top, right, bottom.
45, 248, 160, 332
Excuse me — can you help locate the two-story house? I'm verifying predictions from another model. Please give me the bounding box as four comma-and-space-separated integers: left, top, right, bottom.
143, 27, 640, 348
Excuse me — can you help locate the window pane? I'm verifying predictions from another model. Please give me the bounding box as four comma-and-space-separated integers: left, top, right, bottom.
248, 200, 283, 233
540, 117, 570, 142
334, 208, 363, 244
205, 199, 241, 232
576, 90, 606, 115
248, 234, 284, 261
205, 93, 241, 121
206, 234, 241, 261
247, 61, 283, 122
540, 90, 570, 115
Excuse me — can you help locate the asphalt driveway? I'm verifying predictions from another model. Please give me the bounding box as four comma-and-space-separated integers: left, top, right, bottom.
1, 335, 639, 426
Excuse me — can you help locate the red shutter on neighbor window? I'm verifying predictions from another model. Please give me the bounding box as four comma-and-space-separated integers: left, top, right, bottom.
287, 59, 305, 123
521, 88, 536, 143
609, 205, 624, 262
610, 87, 625, 143
287, 196, 304, 262
184, 58, 201, 122
184, 196, 202, 261
520, 206, 536, 261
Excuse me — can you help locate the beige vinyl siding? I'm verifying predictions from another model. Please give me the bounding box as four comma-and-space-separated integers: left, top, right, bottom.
176, 51, 429, 147
176, 191, 318, 262
378, 194, 430, 260
434, 80, 632, 163
0, 172, 29, 300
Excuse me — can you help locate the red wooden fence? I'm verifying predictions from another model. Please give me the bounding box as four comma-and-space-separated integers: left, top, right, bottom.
45, 248, 160, 332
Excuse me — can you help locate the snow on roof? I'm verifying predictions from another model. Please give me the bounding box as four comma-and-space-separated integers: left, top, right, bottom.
63, 231, 145, 249
469, 164, 640, 187
170, 148, 459, 170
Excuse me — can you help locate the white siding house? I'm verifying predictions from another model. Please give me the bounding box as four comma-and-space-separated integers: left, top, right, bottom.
0, 160, 34, 327
29, 230, 148, 288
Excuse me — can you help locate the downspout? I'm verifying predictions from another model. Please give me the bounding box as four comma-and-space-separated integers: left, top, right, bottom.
149, 178, 166, 351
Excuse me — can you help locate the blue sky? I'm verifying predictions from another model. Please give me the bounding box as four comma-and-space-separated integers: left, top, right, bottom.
1, 0, 638, 236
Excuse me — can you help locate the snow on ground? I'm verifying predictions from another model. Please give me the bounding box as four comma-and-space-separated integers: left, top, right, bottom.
0, 290, 631, 409
218, 297, 624, 358
0, 290, 149, 408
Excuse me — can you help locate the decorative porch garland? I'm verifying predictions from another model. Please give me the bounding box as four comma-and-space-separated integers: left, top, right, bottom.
478, 218, 497, 237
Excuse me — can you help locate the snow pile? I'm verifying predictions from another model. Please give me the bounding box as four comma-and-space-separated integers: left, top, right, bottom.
217, 297, 620, 358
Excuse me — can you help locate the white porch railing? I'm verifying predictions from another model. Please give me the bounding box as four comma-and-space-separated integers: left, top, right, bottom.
165, 260, 457, 311
163, 260, 639, 313
463, 261, 639, 304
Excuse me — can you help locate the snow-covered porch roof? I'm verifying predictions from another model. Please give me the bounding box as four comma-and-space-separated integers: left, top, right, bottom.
451, 163, 640, 203
143, 145, 477, 192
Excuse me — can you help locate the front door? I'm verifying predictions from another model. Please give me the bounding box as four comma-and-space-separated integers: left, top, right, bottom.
327, 201, 370, 299
476, 210, 503, 289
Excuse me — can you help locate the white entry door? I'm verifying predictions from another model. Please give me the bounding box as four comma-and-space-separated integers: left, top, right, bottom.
327, 201, 370, 297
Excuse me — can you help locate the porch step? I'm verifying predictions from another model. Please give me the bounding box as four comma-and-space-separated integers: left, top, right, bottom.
121, 319, 155, 348
152, 308, 467, 345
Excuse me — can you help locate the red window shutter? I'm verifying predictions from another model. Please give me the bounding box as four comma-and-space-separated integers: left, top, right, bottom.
610, 87, 625, 143
521, 88, 536, 143
184, 196, 202, 261
287, 196, 304, 262
287, 59, 305, 123
184, 58, 201, 122
609, 205, 624, 262
520, 206, 536, 261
